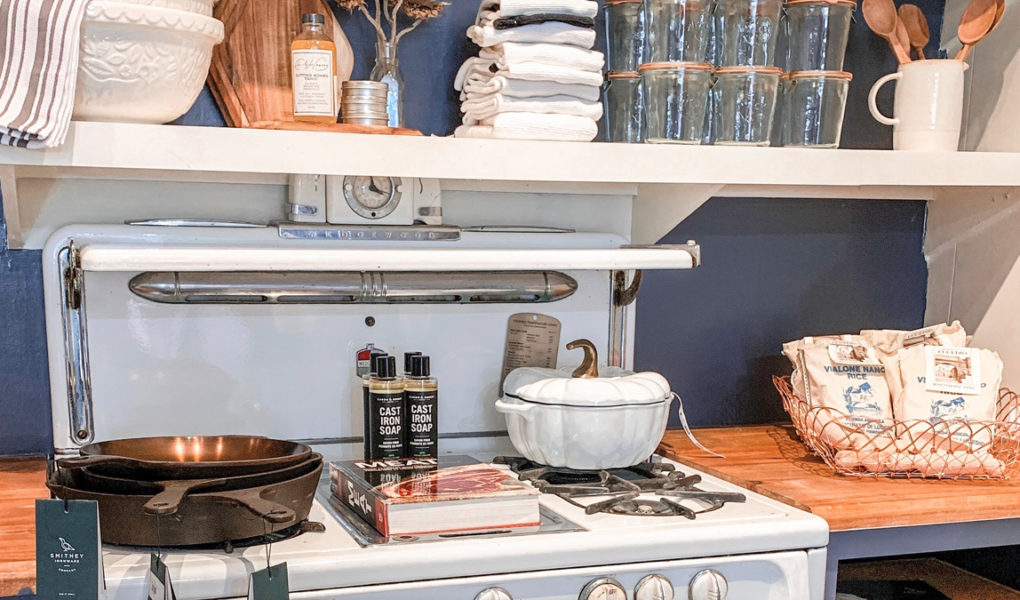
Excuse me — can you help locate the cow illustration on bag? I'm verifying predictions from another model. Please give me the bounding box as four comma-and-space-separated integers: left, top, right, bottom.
843, 382, 882, 415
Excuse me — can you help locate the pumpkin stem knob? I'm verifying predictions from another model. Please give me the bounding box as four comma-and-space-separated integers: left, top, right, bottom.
567, 339, 599, 378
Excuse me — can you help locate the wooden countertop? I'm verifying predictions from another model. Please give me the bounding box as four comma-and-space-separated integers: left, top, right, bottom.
659, 425, 1020, 531
0, 457, 47, 597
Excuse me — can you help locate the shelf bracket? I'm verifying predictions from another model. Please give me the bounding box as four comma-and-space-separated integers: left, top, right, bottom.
631, 183, 723, 244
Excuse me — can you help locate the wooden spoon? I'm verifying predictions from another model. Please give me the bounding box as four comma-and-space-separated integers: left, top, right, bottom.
955, 0, 998, 61
990, 0, 1006, 33
898, 4, 930, 59
862, 0, 912, 64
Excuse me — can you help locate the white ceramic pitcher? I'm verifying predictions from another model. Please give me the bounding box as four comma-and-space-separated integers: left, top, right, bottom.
868, 59, 968, 151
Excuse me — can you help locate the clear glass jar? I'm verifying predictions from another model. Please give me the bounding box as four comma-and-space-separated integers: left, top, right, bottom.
605, 0, 646, 73
783, 70, 850, 148
770, 72, 792, 146
639, 61, 713, 143
604, 72, 646, 142
711, 65, 781, 145
713, 0, 782, 66
370, 40, 404, 128
644, 0, 713, 63
783, 0, 855, 71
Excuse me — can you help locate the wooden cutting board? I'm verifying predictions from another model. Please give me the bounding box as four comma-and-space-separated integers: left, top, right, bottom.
208, 0, 355, 128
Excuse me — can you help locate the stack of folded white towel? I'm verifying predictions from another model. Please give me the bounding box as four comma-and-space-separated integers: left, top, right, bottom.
453, 0, 604, 142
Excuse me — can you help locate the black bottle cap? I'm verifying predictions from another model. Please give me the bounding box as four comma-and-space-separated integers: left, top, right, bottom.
377, 356, 397, 378
371, 354, 389, 375
404, 351, 422, 373
410, 355, 430, 377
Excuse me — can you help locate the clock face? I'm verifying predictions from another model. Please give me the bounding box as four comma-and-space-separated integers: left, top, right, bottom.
344, 176, 401, 219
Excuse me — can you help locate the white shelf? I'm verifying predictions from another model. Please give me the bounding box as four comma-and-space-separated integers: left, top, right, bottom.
77, 244, 698, 272
4, 121, 1020, 249
1, 121, 1019, 190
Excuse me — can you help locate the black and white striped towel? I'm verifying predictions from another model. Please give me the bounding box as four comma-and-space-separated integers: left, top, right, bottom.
0, 0, 89, 149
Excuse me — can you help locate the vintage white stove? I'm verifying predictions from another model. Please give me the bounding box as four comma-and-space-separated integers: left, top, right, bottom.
41, 223, 828, 600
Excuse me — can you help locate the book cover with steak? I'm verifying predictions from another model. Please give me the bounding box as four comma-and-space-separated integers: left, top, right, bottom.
329, 455, 541, 536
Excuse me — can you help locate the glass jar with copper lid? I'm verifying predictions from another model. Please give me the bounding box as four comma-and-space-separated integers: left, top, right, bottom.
645, 0, 713, 63
603, 72, 645, 142
605, 0, 646, 72
711, 65, 782, 145
639, 62, 713, 143
713, 0, 783, 65
783, 70, 851, 147
784, 0, 856, 71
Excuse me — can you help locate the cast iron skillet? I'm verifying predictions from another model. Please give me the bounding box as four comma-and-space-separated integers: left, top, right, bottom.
47, 458, 323, 547
57, 435, 312, 479
58, 453, 323, 516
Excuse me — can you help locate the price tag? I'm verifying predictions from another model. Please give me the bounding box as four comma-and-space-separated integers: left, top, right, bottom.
147, 553, 176, 600
248, 563, 289, 600
35, 499, 104, 600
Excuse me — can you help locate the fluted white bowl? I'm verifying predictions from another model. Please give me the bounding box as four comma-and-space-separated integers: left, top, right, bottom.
109, 0, 217, 17
73, 1, 224, 124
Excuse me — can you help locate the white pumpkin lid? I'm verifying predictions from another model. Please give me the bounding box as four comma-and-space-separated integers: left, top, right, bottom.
501, 340, 671, 407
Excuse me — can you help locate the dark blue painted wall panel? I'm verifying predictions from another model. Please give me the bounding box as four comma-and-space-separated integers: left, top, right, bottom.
0, 201, 51, 456
636, 197, 928, 427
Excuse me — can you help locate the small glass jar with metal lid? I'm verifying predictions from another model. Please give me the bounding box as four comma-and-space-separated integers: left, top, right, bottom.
639, 61, 714, 144
603, 72, 645, 142
605, 0, 646, 73
645, 0, 713, 63
783, 70, 851, 148
711, 65, 782, 145
783, 0, 856, 71
713, 0, 783, 66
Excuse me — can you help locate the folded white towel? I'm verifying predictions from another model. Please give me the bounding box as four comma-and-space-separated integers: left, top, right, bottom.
479, 43, 604, 72
0, 0, 90, 149
477, 0, 599, 19
461, 72, 602, 102
455, 56, 603, 89
461, 93, 603, 122
454, 113, 598, 141
468, 22, 596, 48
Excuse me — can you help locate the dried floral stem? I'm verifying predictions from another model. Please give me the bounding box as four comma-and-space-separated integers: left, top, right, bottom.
393, 18, 423, 45
389, 0, 405, 45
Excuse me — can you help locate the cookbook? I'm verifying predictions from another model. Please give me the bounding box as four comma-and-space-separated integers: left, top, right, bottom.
329, 455, 541, 536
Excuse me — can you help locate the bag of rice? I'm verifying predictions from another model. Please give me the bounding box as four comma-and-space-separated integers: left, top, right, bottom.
896, 345, 1003, 450
860, 321, 968, 421
798, 337, 894, 442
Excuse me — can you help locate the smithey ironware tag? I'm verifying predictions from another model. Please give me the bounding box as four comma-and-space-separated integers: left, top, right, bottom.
249, 563, 289, 600
147, 553, 176, 600
35, 499, 104, 600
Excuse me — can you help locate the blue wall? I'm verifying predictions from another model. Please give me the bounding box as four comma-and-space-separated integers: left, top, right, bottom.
0, 0, 940, 455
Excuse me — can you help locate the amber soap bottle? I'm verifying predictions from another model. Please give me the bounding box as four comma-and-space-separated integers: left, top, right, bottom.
290, 13, 337, 122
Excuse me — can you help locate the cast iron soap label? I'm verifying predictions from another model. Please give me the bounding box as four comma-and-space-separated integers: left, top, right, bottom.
35, 499, 104, 600
367, 391, 404, 459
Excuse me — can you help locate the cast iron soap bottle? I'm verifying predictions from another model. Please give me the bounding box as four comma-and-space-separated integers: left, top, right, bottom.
366, 356, 404, 460
404, 354, 438, 458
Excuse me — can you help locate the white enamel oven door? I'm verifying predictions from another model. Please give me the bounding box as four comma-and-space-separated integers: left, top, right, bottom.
276, 550, 818, 600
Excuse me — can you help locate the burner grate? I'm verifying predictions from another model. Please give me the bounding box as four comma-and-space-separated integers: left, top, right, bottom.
494, 456, 746, 518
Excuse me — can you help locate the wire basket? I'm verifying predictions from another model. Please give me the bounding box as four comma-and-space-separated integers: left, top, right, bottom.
773, 376, 1020, 480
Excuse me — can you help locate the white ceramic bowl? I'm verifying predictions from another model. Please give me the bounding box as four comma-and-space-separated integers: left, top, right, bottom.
110, 0, 217, 17
73, 1, 225, 124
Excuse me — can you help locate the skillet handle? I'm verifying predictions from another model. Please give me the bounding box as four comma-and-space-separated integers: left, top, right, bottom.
144, 479, 228, 516
207, 489, 295, 524
57, 455, 130, 469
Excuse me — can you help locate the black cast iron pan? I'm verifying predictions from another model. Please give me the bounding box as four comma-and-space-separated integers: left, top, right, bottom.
58, 453, 322, 516
57, 435, 311, 479
47, 459, 322, 547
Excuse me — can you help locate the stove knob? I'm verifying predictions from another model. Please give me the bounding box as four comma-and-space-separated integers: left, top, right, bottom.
580, 577, 627, 600
688, 570, 728, 600
636, 574, 675, 600
475, 587, 513, 600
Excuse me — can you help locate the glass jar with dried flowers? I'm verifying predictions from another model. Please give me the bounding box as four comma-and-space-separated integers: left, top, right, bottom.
337, 0, 449, 127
